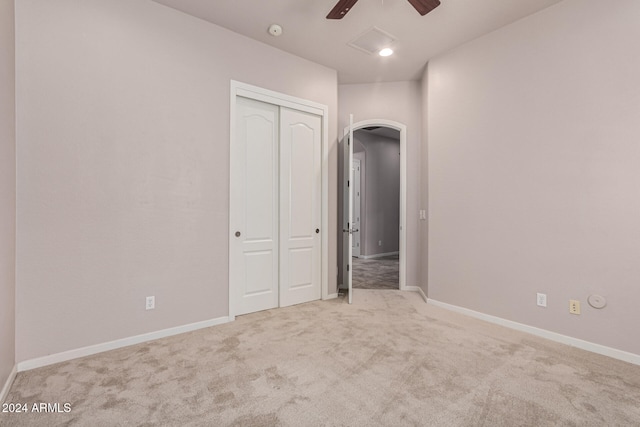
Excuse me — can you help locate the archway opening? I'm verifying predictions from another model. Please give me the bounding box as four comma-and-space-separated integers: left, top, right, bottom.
338, 119, 407, 297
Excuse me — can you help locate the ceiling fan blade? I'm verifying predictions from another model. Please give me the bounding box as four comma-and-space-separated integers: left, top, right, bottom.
407, 0, 441, 16
326, 0, 359, 19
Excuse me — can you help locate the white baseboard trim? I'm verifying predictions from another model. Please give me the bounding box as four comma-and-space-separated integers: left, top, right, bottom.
324, 293, 339, 300
405, 286, 428, 302
17, 316, 232, 372
427, 299, 640, 366
359, 251, 399, 260
1, 365, 17, 404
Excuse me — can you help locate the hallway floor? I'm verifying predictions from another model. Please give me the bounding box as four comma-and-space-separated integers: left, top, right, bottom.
352, 254, 399, 290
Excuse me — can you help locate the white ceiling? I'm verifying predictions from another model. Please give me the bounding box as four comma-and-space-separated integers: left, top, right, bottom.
153, 0, 564, 84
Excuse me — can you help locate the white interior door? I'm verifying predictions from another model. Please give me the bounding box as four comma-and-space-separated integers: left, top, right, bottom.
279, 107, 322, 307
352, 158, 361, 258
231, 97, 280, 315
342, 115, 354, 304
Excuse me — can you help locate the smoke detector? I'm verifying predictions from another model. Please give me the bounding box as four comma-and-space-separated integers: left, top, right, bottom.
268, 24, 283, 37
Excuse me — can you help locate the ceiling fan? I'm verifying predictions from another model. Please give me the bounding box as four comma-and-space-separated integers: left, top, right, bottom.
327, 0, 441, 19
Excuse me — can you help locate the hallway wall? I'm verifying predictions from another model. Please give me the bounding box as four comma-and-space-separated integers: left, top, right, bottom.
353, 131, 400, 257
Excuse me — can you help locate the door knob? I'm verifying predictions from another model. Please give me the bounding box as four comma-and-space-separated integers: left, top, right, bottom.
235, 231, 241, 237
316, 229, 320, 234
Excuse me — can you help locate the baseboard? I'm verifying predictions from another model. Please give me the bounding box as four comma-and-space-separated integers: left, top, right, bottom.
0, 365, 17, 404
324, 293, 339, 300
359, 251, 399, 260
427, 299, 640, 366
405, 286, 427, 302
17, 316, 232, 372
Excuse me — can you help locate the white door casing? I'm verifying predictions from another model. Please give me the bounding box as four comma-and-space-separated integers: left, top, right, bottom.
343, 119, 407, 291
230, 81, 328, 318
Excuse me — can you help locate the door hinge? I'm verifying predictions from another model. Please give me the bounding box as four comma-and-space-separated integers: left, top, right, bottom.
347, 264, 350, 271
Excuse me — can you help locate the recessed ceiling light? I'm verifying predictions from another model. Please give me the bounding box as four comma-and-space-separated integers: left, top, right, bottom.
379, 48, 394, 57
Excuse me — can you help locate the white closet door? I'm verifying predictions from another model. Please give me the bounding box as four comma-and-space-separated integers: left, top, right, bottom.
231, 97, 280, 315
279, 107, 322, 307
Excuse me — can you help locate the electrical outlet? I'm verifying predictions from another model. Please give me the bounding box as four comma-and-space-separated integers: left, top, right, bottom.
569, 299, 580, 315
378, 240, 382, 246
146, 296, 155, 310
537, 293, 547, 307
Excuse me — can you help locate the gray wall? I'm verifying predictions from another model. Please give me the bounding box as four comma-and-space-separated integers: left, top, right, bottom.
15, 0, 338, 363
425, 0, 640, 355
0, 0, 16, 397
353, 130, 400, 257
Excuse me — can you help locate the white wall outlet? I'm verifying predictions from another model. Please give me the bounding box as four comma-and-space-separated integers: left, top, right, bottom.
378, 240, 382, 246
146, 296, 155, 310
537, 293, 547, 307
569, 299, 580, 315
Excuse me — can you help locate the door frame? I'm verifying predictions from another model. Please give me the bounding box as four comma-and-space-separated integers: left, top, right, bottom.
343, 119, 407, 291
229, 80, 329, 320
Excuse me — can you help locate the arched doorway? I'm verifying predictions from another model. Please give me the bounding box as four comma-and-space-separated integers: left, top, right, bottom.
340, 119, 407, 296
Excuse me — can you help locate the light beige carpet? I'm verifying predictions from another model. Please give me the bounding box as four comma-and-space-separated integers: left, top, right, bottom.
2, 290, 640, 426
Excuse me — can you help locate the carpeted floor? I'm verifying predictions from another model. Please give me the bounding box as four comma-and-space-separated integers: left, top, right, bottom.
352, 255, 399, 290
2, 290, 640, 426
